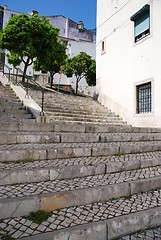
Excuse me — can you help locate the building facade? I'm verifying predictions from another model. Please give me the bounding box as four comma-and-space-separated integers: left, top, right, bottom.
96, 0, 161, 127
47, 16, 96, 96
0, 5, 96, 96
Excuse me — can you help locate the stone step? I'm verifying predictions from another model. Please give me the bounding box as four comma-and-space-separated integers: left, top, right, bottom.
1, 189, 161, 239
1, 131, 161, 145
49, 119, 127, 126
1, 141, 161, 162
1, 113, 33, 119
0, 117, 36, 123
44, 104, 113, 114
0, 96, 20, 102
1, 151, 161, 185
46, 115, 126, 124
0, 121, 161, 133
0, 105, 26, 111
1, 189, 160, 240
0, 100, 23, 108
1, 166, 161, 219
46, 109, 116, 118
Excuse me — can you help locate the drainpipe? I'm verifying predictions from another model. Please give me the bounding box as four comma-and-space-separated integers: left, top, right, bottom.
65, 18, 69, 38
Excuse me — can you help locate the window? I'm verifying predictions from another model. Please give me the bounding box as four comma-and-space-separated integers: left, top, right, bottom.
136, 82, 152, 114
130, 4, 150, 43
101, 39, 106, 54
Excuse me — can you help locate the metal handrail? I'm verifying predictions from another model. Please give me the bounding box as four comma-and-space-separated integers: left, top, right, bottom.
1, 63, 12, 81
0, 62, 45, 115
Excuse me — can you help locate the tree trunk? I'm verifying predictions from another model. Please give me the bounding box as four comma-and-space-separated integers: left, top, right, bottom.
76, 79, 79, 95
50, 72, 54, 89
22, 58, 30, 83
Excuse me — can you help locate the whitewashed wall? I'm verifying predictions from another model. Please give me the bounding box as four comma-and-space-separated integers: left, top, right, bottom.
97, 0, 161, 127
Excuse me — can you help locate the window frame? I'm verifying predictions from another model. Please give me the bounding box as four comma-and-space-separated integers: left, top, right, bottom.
136, 81, 152, 114
130, 4, 150, 43
101, 38, 106, 55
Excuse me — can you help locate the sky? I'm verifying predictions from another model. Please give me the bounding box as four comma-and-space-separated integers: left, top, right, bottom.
0, 0, 97, 30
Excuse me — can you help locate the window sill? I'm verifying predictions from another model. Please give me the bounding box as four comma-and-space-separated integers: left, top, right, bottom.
133, 33, 152, 47
134, 112, 154, 117
101, 50, 106, 55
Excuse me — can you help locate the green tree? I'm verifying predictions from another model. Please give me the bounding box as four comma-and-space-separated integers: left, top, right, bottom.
6, 52, 21, 68
34, 39, 67, 89
63, 52, 96, 95
1, 14, 59, 82
86, 59, 96, 87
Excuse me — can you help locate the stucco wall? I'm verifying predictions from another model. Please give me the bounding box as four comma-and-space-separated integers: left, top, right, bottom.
97, 0, 161, 127
53, 40, 96, 97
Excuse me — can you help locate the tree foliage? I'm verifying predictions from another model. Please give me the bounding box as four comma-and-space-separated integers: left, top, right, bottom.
34, 39, 67, 88
1, 14, 60, 82
63, 52, 96, 94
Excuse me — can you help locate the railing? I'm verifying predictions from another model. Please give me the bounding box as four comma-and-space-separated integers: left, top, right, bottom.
0, 62, 45, 115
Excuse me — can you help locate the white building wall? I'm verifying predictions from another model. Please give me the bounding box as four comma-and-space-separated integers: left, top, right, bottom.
97, 0, 161, 127
53, 40, 96, 96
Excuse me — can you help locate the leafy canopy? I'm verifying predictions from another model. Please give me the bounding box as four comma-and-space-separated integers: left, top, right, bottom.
34, 38, 67, 88
1, 14, 60, 82
63, 52, 96, 94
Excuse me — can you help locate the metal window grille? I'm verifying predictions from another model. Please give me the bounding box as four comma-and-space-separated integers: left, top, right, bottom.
137, 82, 152, 113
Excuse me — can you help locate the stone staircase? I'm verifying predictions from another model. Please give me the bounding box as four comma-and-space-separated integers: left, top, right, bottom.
1, 83, 161, 239
0, 82, 35, 123
29, 87, 127, 125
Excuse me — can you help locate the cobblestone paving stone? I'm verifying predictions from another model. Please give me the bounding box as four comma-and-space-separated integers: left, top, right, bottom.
119, 227, 161, 239
0, 151, 161, 170
0, 190, 161, 239
0, 141, 161, 151
1, 166, 161, 199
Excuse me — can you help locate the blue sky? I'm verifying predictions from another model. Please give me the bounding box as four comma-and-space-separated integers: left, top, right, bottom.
1, 0, 97, 30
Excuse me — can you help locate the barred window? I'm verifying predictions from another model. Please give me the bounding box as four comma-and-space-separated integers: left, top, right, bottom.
137, 82, 152, 114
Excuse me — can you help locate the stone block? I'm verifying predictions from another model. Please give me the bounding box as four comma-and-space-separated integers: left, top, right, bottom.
47, 147, 91, 160
0, 197, 39, 219
18, 123, 54, 132
107, 207, 161, 240
130, 177, 161, 195
61, 133, 100, 143
141, 158, 159, 168
119, 145, 141, 155
50, 164, 105, 181
17, 134, 60, 144
0, 169, 49, 185
0, 149, 47, 162
92, 146, 119, 157
85, 125, 110, 133
0, 133, 16, 144
153, 134, 161, 141
54, 123, 85, 133
69, 222, 107, 240
106, 160, 140, 173
0, 122, 19, 131
40, 183, 130, 212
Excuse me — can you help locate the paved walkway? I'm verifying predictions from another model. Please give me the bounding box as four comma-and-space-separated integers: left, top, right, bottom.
120, 227, 161, 239
0, 189, 161, 239
1, 165, 161, 199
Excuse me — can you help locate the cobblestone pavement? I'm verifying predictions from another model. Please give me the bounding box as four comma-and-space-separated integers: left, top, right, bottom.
0, 190, 161, 239
1, 166, 161, 199
119, 227, 161, 239
0, 141, 161, 151
0, 151, 161, 170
